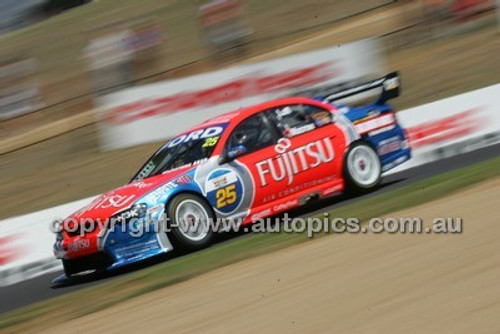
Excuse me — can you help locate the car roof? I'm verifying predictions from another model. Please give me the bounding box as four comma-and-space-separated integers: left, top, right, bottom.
159, 96, 335, 156
186, 97, 330, 133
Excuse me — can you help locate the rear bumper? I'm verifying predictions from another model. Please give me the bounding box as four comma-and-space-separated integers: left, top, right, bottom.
381, 149, 411, 172
364, 123, 412, 172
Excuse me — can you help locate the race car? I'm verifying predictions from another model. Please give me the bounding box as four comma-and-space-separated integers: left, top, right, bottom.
53, 73, 411, 277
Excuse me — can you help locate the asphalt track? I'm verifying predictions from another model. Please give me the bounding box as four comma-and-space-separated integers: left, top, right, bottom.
1, 144, 499, 315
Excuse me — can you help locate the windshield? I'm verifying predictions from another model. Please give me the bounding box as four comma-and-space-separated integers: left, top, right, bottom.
132, 124, 227, 182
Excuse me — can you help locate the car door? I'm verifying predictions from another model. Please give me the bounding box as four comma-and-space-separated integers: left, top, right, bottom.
221, 112, 290, 214
263, 103, 346, 197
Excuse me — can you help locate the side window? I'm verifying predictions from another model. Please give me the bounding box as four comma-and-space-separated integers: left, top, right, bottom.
227, 113, 274, 155
266, 104, 333, 138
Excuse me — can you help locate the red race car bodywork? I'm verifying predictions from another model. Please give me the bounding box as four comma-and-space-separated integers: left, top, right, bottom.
54, 75, 411, 277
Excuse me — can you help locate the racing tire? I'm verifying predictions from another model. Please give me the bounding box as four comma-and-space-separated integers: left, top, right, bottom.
343, 141, 381, 194
166, 193, 215, 251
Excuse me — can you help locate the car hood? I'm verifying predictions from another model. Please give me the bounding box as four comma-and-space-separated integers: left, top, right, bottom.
67, 166, 195, 221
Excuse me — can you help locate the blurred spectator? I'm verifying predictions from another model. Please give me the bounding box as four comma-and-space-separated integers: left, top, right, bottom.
127, 17, 164, 75
0, 56, 43, 120
198, 0, 251, 49
83, 28, 135, 94
127, 17, 164, 56
83, 17, 164, 95
449, 0, 495, 21
424, 0, 451, 36
395, 0, 496, 46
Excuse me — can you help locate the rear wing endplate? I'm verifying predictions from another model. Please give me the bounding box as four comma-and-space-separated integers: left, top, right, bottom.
322, 72, 400, 105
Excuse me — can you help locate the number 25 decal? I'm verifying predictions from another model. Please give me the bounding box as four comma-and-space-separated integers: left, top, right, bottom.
216, 184, 237, 208
202, 137, 219, 148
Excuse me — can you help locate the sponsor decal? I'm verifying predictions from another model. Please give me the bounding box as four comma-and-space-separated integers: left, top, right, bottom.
206, 173, 233, 192
367, 110, 381, 118
354, 114, 396, 134
74, 194, 136, 217
145, 175, 195, 202
285, 124, 316, 137
150, 182, 178, 201
274, 137, 292, 154
163, 159, 207, 174
206, 169, 244, 214
322, 184, 343, 196
166, 125, 226, 148
147, 204, 164, 215
273, 199, 299, 212
173, 174, 193, 185
202, 136, 219, 148
261, 175, 336, 203
256, 138, 335, 187
228, 145, 247, 159
113, 239, 160, 259
129, 181, 154, 189
275, 106, 293, 117
251, 208, 272, 221
367, 124, 396, 137
377, 136, 403, 155
114, 206, 144, 224
67, 239, 90, 252
194, 157, 254, 218
312, 111, 332, 127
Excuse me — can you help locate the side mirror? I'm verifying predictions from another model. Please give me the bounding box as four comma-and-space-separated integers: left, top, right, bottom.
219, 145, 248, 164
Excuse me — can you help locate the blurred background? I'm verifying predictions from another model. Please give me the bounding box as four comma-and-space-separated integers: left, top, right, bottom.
0, 0, 499, 220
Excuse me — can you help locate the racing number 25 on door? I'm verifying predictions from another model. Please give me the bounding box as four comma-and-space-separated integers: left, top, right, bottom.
216, 185, 237, 208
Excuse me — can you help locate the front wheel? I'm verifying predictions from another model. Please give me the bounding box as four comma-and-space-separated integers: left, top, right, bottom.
344, 142, 381, 194
166, 193, 215, 251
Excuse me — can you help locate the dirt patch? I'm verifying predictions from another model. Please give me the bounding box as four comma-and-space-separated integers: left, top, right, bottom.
37, 178, 500, 334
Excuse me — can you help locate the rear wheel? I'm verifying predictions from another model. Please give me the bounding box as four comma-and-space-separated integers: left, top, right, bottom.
166, 193, 215, 251
344, 142, 381, 194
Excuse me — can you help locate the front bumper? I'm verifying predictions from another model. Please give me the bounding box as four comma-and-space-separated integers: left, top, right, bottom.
54, 217, 173, 272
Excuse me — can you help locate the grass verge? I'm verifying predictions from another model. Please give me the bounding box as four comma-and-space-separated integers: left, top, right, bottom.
1, 156, 500, 332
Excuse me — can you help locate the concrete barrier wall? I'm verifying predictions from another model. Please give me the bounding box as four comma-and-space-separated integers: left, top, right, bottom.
95, 39, 385, 150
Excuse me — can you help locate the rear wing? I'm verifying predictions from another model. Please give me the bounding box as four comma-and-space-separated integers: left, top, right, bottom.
321, 72, 400, 105
290, 72, 401, 106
